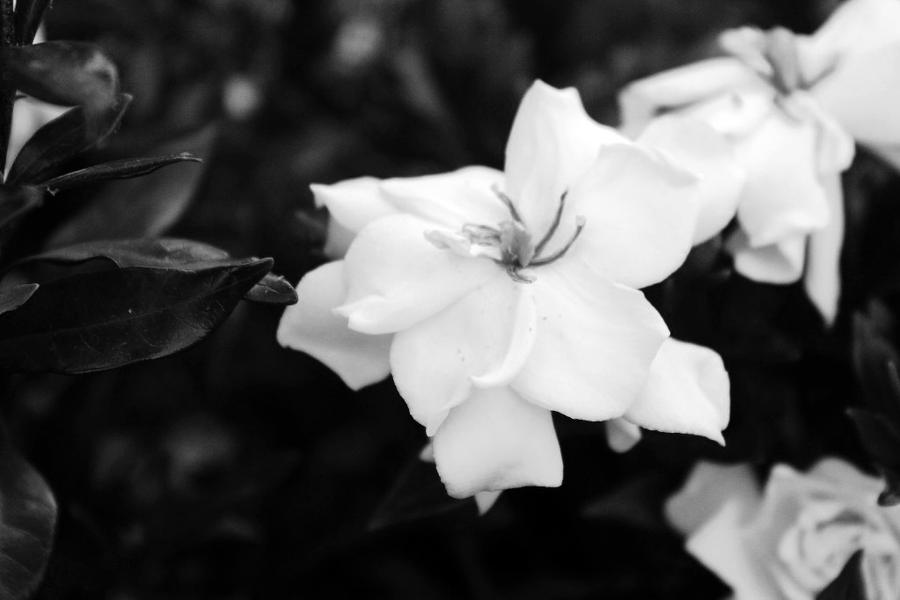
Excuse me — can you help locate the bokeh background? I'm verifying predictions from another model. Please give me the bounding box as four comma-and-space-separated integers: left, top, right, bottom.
11, 0, 900, 597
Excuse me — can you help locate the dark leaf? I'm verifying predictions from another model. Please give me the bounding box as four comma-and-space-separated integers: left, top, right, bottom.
0, 259, 272, 374
847, 408, 900, 505
0, 283, 38, 316
816, 550, 866, 600
4, 42, 118, 108
14, 0, 52, 45
0, 185, 42, 246
0, 422, 57, 600
852, 308, 900, 422
7, 93, 131, 186
40, 153, 202, 193
14, 237, 296, 304
243, 272, 298, 305
44, 125, 214, 247
581, 474, 667, 531
368, 452, 474, 531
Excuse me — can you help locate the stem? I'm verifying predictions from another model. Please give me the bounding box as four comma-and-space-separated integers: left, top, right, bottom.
0, 0, 15, 179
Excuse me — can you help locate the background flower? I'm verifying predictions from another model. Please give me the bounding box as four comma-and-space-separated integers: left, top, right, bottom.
666, 459, 900, 599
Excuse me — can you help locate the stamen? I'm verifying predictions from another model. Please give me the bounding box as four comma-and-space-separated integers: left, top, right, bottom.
530, 216, 586, 266
533, 191, 567, 258
461, 223, 502, 246
505, 264, 534, 283
491, 184, 524, 224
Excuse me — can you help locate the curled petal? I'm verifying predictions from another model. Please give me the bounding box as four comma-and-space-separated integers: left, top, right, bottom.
277, 261, 391, 390
804, 174, 844, 324
811, 42, 900, 148
433, 386, 562, 498
734, 110, 833, 248
605, 418, 642, 454
798, 0, 900, 82
390, 273, 536, 435
337, 214, 499, 334
475, 491, 501, 515
637, 115, 745, 244
512, 259, 669, 421
311, 177, 397, 234
560, 143, 700, 289
380, 166, 508, 229
618, 58, 763, 136
728, 230, 806, 284
504, 80, 626, 237
624, 339, 730, 445
665, 461, 761, 536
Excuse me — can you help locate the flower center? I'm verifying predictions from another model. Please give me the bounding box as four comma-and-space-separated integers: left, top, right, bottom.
424, 186, 585, 282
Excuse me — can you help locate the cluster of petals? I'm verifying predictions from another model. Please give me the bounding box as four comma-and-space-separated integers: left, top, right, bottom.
667, 459, 900, 600
278, 80, 732, 498
619, 0, 900, 323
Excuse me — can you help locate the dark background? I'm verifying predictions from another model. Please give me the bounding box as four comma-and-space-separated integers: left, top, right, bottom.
8, 0, 897, 597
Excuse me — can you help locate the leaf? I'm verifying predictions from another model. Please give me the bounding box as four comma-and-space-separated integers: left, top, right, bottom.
816, 550, 866, 600
7, 93, 132, 186
368, 453, 474, 531
4, 42, 118, 109
852, 308, 900, 423
0, 422, 57, 600
0, 259, 272, 374
40, 153, 202, 193
14, 0, 53, 45
13, 237, 297, 304
44, 125, 214, 247
0, 185, 42, 245
846, 408, 900, 506
0, 283, 38, 316
243, 272, 298, 305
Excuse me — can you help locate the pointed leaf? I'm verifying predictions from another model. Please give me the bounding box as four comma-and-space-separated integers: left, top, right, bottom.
4, 42, 118, 109
7, 92, 132, 186
44, 125, 214, 247
0, 283, 37, 316
816, 550, 866, 600
0, 423, 57, 600
14, 0, 52, 45
40, 154, 202, 193
0, 259, 272, 374
13, 238, 296, 304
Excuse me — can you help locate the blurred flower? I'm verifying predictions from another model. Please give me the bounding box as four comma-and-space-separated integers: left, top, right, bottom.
279, 81, 731, 498
666, 459, 900, 599
620, 0, 900, 323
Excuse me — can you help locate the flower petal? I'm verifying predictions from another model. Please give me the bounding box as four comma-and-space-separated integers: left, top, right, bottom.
432, 386, 562, 498
734, 111, 832, 248
618, 57, 763, 136
311, 177, 397, 234
390, 273, 536, 435
474, 491, 501, 515
605, 418, 642, 453
277, 261, 391, 390
636, 115, 745, 244
504, 80, 626, 237
337, 214, 500, 334
665, 461, 761, 536
380, 166, 509, 229
624, 339, 730, 445
728, 230, 806, 284
512, 259, 669, 421
804, 174, 844, 324
811, 41, 900, 148
560, 143, 700, 289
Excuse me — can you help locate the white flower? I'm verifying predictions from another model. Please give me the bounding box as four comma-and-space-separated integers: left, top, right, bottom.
278, 80, 731, 498
666, 459, 900, 600
619, 0, 900, 324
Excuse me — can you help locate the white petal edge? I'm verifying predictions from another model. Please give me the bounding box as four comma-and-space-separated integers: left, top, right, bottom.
624, 339, 730, 445
803, 174, 844, 325
277, 261, 391, 390
311, 177, 398, 234
605, 418, 642, 454
433, 386, 563, 498
390, 273, 534, 435
337, 214, 500, 334
512, 259, 669, 421
728, 230, 806, 285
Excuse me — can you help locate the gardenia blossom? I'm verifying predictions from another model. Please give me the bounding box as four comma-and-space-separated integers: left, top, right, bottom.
619, 0, 900, 324
666, 459, 900, 600
278, 80, 731, 498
